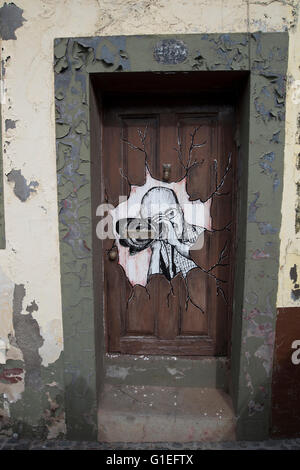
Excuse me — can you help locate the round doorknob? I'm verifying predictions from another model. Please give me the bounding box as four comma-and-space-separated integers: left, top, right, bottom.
163, 163, 171, 182
108, 248, 118, 261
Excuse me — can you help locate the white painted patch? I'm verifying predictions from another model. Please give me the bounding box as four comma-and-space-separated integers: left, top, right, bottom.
0, 339, 6, 364
39, 319, 63, 367
166, 367, 185, 378
106, 366, 130, 380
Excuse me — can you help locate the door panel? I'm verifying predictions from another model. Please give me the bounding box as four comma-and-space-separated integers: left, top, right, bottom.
101, 94, 236, 356
122, 116, 158, 188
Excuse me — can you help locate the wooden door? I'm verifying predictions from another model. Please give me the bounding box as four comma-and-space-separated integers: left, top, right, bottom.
100, 93, 236, 356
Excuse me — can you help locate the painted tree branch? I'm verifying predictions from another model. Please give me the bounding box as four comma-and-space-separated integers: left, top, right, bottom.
206, 240, 229, 273
122, 124, 149, 162
174, 126, 206, 176
121, 124, 150, 181
202, 152, 232, 203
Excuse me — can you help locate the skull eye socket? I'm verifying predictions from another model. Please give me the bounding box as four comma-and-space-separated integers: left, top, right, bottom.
164, 208, 178, 220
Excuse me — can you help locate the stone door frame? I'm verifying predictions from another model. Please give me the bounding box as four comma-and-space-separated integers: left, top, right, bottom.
54, 33, 288, 440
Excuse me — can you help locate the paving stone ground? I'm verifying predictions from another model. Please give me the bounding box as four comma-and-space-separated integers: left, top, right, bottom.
0, 437, 300, 450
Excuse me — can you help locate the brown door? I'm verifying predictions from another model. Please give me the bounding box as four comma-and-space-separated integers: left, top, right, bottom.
100, 93, 236, 356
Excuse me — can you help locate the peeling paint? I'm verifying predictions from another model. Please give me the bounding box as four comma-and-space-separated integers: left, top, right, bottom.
296, 203, 300, 233
4, 119, 16, 131
258, 222, 278, 235
248, 400, 264, 417
12, 284, 43, 390
44, 391, 66, 439
0, 2, 26, 40
255, 343, 274, 375
245, 372, 254, 394
0, 266, 21, 365
248, 192, 261, 222
0, 368, 24, 403
6, 169, 39, 202
26, 300, 38, 315
290, 264, 300, 300
290, 264, 298, 284
0, 367, 23, 384
270, 130, 281, 144
251, 249, 271, 259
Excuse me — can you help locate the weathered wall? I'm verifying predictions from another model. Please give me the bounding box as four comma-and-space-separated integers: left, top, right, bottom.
0, 0, 299, 439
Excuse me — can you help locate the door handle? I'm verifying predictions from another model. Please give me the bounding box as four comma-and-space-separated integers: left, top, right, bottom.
108, 247, 118, 261
163, 163, 171, 182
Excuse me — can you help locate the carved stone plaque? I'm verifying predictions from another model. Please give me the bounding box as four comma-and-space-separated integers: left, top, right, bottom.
154, 39, 188, 65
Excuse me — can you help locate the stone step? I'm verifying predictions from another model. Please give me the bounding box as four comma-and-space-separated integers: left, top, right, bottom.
104, 354, 229, 390
98, 384, 236, 443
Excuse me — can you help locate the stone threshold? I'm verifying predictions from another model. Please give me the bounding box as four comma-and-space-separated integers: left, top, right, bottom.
98, 384, 236, 443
